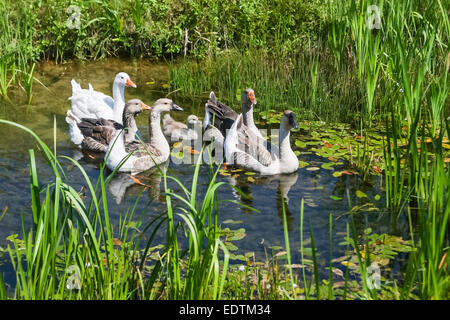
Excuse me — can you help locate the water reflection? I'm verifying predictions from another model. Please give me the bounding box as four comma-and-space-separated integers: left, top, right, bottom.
225, 172, 298, 228
0, 58, 407, 284
108, 167, 164, 204
67, 146, 165, 205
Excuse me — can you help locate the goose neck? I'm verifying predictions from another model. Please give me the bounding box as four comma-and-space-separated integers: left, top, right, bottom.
242, 103, 252, 125
109, 130, 126, 159
279, 126, 293, 159
123, 113, 138, 143
112, 84, 125, 124
149, 111, 169, 154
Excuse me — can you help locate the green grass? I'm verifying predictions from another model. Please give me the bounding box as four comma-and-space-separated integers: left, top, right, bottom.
0, 0, 448, 300
168, 0, 450, 299
169, 47, 361, 124
0, 120, 237, 299
2, 118, 444, 300
0, 0, 327, 101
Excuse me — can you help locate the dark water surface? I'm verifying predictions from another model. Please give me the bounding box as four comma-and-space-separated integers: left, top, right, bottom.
0, 59, 408, 286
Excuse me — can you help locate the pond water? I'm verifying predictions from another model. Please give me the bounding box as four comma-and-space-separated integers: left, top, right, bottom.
0, 58, 410, 286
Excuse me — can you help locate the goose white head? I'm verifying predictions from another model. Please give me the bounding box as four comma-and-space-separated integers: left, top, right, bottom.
123, 99, 151, 119
187, 115, 201, 128
151, 98, 183, 113
111, 73, 137, 124
114, 72, 136, 88
122, 99, 151, 141
281, 110, 298, 130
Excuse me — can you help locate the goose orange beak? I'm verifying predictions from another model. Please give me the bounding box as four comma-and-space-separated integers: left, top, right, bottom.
142, 103, 151, 110
248, 91, 256, 104
126, 78, 137, 88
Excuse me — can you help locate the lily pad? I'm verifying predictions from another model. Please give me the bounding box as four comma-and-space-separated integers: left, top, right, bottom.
321, 162, 335, 170
229, 254, 246, 261
356, 190, 368, 199
295, 140, 307, 148
171, 151, 184, 160
222, 219, 243, 224
298, 161, 310, 168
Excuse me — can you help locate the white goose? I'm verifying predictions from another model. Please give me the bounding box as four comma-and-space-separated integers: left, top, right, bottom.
69, 72, 136, 124
224, 110, 299, 175
66, 99, 151, 153
105, 98, 183, 173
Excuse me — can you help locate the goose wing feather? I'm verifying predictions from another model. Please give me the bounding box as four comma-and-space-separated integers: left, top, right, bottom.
81, 137, 108, 153
69, 80, 114, 119
77, 118, 122, 146
125, 141, 162, 158
205, 95, 238, 135
231, 115, 272, 167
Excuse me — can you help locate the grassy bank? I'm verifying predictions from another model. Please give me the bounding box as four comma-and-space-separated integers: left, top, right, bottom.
0, 0, 327, 102
1, 0, 326, 60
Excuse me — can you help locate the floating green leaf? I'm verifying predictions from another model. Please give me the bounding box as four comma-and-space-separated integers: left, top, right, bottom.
222, 219, 243, 224
229, 254, 246, 261
298, 161, 309, 168
356, 190, 368, 198
171, 151, 184, 160
321, 162, 335, 170
295, 140, 307, 148
269, 246, 283, 251
245, 252, 255, 258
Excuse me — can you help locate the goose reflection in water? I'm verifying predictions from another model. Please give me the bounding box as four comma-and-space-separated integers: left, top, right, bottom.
107, 166, 165, 204
224, 172, 298, 228
68, 149, 164, 205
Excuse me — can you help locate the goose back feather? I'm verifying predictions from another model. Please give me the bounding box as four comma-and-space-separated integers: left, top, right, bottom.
225, 110, 299, 175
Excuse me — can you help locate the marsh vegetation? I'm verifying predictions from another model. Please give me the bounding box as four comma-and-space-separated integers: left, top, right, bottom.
0, 0, 448, 300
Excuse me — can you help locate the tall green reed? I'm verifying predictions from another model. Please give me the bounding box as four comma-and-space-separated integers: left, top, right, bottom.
0, 1, 40, 104
0, 119, 237, 299
169, 47, 360, 123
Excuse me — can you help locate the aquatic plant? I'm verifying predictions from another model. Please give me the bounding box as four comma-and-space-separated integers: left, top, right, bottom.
0, 0, 448, 301
0, 120, 236, 299
0, 1, 40, 103
169, 0, 450, 300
